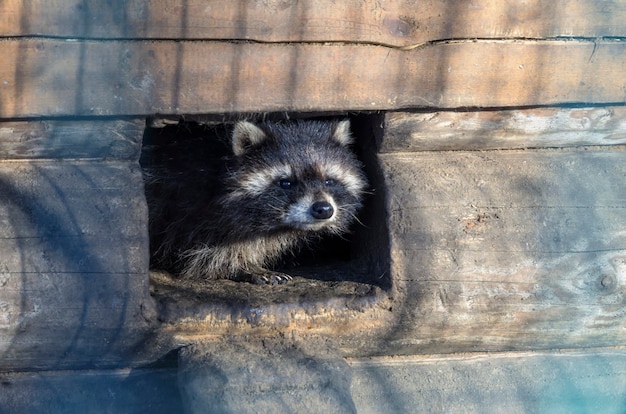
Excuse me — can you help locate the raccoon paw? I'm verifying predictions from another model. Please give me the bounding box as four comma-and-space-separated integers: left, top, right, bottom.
240, 269, 293, 285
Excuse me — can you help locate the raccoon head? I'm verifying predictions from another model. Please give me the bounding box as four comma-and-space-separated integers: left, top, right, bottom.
226, 119, 367, 235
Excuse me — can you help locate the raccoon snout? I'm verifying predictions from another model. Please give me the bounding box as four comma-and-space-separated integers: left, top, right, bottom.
310, 201, 334, 220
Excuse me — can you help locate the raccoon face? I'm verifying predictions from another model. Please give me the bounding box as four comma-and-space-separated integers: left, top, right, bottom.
279, 175, 342, 231
226, 120, 367, 234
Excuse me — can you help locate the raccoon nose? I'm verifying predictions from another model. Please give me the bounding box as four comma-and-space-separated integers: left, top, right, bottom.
310, 201, 334, 220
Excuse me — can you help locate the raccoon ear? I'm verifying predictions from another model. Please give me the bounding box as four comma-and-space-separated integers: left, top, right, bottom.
332, 119, 353, 146
232, 121, 267, 156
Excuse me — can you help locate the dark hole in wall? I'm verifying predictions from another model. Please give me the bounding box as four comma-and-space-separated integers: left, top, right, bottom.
139, 113, 390, 292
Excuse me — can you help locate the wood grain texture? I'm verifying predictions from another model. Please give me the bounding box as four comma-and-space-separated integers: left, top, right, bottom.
383, 107, 626, 151
2, 0, 625, 45
0, 368, 182, 412
1, 39, 625, 117
0, 161, 159, 370
350, 349, 626, 413
0, 119, 144, 160
378, 147, 626, 354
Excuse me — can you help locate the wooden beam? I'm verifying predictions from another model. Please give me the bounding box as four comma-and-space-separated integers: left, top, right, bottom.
378, 147, 626, 353
0, 368, 181, 412
383, 107, 626, 151
2, 0, 626, 46
1, 39, 625, 118
0, 160, 160, 370
350, 349, 626, 413
0, 119, 144, 160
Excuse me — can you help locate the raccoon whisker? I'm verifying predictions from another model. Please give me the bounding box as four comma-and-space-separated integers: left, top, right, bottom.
336, 203, 361, 214
337, 206, 367, 228
341, 205, 361, 215
328, 228, 350, 240
346, 213, 366, 228
247, 203, 285, 216
266, 199, 290, 212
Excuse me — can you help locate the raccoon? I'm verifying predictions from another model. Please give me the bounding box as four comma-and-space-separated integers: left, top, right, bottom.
143, 119, 367, 285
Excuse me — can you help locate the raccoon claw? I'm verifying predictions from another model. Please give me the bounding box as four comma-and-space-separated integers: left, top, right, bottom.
265, 272, 293, 285
242, 270, 293, 285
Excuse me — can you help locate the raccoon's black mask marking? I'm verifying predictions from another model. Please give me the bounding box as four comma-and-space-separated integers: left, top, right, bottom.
143, 119, 367, 285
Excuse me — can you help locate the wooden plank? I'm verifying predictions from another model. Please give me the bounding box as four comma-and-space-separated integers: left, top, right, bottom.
178, 337, 355, 413
350, 349, 626, 413
2, 0, 626, 46
0, 160, 159, 370
6, 349, 625, 414
0, 368, 182, 412
0, 272, 154, 369
383, 107, 626, 152
0, 119, 144, 160
378, 148, 626, 354
1, 39, 625, 118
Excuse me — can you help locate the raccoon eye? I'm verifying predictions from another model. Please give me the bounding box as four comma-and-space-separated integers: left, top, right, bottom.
324, 178, 336, 186
278, 179, 295, 189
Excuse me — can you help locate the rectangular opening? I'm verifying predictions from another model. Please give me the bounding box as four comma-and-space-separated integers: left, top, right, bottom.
139, 113, 390, 311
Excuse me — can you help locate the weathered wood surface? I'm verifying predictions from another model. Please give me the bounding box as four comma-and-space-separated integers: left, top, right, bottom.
179, 336, 355, 413
383, 107, 626, 151
2, 0, 625, 45
0, 160, 159, 370
2, 39, 625, 118
0, 367, 182, 413
377, 146, 626, 354
350, 349, 626, 413
3, 348, 626, 413
0, 119, 144, 160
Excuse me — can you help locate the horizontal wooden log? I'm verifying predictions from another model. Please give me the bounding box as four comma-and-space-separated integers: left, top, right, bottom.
0, 161, 159, 370
1, 39, 625, 118
6, 348, 625, 413
383, 107, 626, 151
0, 119, 144, 160
0, 368, 181, 412
179, 337, 355, 413
378, 147, 626, 353
350, 349, 626, 413
0, 273, 154, 369
2, 0, 625, 46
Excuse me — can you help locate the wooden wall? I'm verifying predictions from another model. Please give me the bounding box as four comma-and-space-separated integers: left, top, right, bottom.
377, 109, 626, 355
1, 0, 626, 377
0, 119, 163, 370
